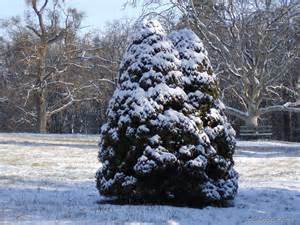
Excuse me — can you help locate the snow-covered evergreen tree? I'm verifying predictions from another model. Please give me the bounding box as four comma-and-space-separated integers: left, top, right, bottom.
96, 21, 238, 204
169, 29, 238, 201
96, 19, 186, 200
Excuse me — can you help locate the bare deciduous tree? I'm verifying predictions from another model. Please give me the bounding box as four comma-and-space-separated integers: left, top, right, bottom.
0, 8, 133, 133
0, 0, 119, 133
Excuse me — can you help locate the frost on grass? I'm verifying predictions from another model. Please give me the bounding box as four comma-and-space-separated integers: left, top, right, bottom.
0, 134, 300, 225
96, 20, 238, 204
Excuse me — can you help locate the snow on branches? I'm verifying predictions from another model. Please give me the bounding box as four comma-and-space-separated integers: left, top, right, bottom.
96, 19, 238, 204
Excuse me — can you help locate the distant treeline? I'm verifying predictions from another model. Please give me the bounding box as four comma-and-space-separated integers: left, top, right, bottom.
0, 0, 299, 140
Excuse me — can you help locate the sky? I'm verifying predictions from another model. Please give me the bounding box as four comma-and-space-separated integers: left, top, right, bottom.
0, 0, 143, 31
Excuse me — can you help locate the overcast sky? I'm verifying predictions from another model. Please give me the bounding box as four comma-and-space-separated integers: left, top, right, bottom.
0, 0, 142, 31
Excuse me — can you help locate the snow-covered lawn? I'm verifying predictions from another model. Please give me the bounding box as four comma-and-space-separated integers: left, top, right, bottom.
0, 133, 299, 225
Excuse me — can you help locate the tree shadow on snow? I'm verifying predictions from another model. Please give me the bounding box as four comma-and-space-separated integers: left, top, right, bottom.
97, 197, 236, 209
0, 180, 299, 224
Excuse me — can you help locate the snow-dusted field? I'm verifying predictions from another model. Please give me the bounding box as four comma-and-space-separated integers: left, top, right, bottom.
0, 133, 299, 225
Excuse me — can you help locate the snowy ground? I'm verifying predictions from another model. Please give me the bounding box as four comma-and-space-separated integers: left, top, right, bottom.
0, 133, 299, 225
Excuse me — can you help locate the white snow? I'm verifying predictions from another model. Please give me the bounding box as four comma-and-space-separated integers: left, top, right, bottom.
153, 109, 198, 135
169, 29, 215, 87
185, 155, 208, 169
148, 83, 187, 104
237, 140, 300, 148
0, 133, 299, 225
131, 19, 166, 43
134, 155, 157, 175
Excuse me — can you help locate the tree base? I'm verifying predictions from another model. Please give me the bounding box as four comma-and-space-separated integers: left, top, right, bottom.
97, 195, 236, 208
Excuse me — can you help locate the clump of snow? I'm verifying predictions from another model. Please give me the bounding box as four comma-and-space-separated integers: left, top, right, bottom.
134, 155, 157, 175
131, 19, 166, 43
169, 29, 216, 89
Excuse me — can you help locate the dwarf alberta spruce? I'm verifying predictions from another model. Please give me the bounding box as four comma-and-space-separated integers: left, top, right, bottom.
96, 19, 238, 204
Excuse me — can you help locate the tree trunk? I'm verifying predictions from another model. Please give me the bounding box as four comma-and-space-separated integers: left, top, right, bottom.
36, 42, 48, 133
245, 115, 259, 127
246, 103, 260, 127
36, 90, 47, 133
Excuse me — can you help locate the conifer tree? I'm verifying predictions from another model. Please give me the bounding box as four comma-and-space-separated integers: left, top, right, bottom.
96, 19, 186, 199
96, 21, 238, 204
169, 29, 238, 201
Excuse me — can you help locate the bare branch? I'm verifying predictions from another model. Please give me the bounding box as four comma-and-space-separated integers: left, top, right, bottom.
26, 25, 41, 37
39, 0, 49, 13
0, 97, 8, 103
47, 30, 66, 44
225, 106, 248, 120
260, 101, 300, 114
47, 96, 97, 117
